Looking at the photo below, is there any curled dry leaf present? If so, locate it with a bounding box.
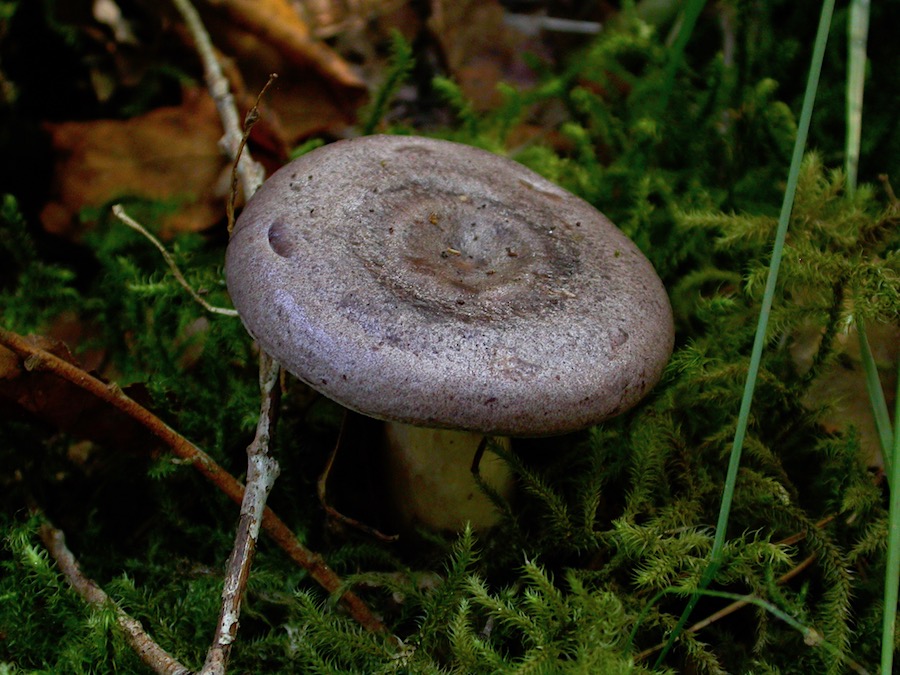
[203,0,365,91]
[196,3,366,145]
[40,88,230,240]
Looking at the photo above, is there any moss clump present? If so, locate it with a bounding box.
[1,4,898,673]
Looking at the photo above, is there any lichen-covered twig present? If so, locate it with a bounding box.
[201,352,281,674]
[171,1,386,670]
[38,518,192,675]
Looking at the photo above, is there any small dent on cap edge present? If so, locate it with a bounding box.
[267,220,296,258]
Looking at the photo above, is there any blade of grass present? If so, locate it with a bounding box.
[696,590,868,673]
[656,0,707,113]
[883,359,900,674]
[843,0,892,480]
[846,3,900,667]
[857,319,894,479]
[653,0,837,666]
[844,0,869,194]
[636,587,871,673]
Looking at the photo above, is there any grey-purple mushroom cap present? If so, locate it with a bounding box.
[226,135,674,436]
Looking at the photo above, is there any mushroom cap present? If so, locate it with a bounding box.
[226,135,674,436]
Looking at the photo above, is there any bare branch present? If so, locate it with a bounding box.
[112,204,239,317]
[201,352,282,674]
[168,2,291,671]
[38,518,193,675]
[170,0,265,199]
[0,327,387,636]
[164,2,389,669]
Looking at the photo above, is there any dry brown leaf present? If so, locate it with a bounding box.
[299,0,411,39]
[195,5,366,144]
[40,88,230,240]
[0,335,156,455]
[793,320,899,469]
[428,0,539,111]
[204,0,365,91]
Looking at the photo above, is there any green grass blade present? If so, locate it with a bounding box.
[857,320,894,478]
[840,4,898,668]
[882,358,900,675]
[845,0,870,194]
[696,590,867,672]
[656,0,707,112]
[637,587,870,673]
[653,0,838,666]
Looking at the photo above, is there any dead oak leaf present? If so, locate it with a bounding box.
[41,88,231,240]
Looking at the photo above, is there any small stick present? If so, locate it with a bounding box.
[171,0,390,665]
[202,352,282,674]
[0,327,386,636]
[111,204,239,317]
[169,1,327,669]
[170,0,265,199]
[317,411,399,542]
[38,518,192,675]
[227,74,277,235]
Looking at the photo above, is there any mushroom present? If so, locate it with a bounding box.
[225,135,674,531]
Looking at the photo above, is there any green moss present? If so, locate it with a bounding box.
[2,5,898,673]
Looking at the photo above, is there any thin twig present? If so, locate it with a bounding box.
[317,411,399,542]
[170,0,265,200]
[169,2,294,670]
[171,1,388,666]
[38,518,192,675]
[112,204,239,317]
[227,74,277,235]
[202,352,282,674]
[0,327,387,636]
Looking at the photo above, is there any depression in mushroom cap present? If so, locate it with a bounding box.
[226,135,674,436]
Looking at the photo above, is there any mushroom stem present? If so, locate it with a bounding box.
[382,422,514,531]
